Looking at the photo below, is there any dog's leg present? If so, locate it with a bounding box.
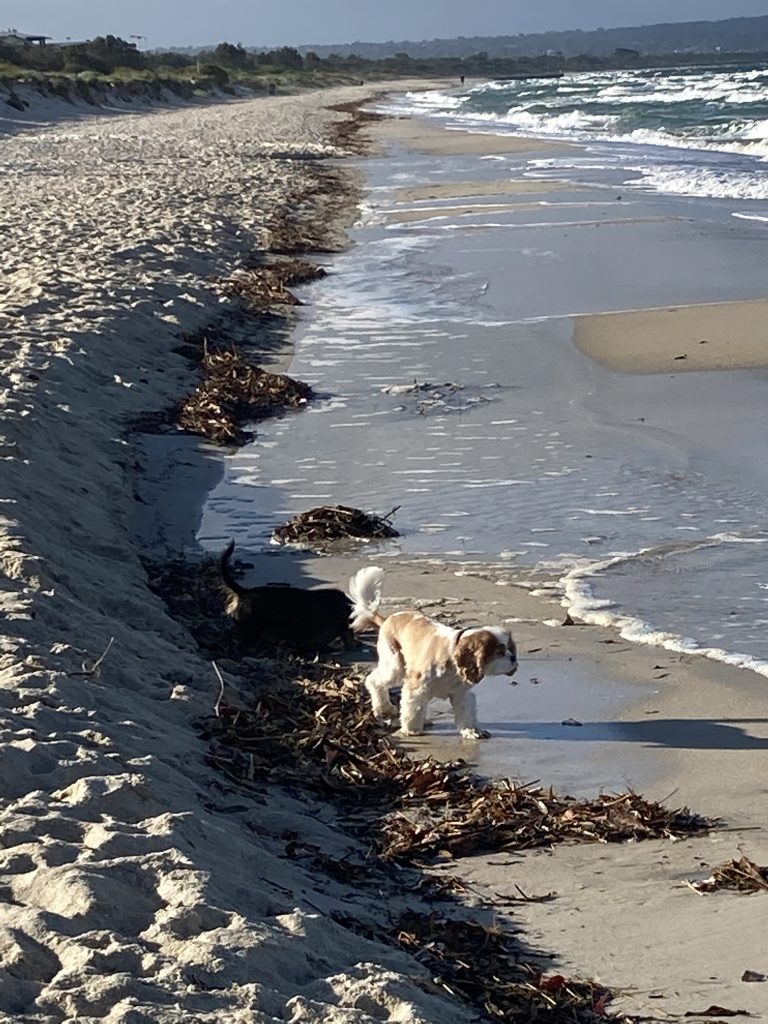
[450,689,490,740]
[364,635,401,721]
[364,667,398,721]
[340,628,358,651]
[399,674,430,736]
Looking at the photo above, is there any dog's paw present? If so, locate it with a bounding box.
[397,727,425,737]
[460,727,491,741]
[372,702,397,719]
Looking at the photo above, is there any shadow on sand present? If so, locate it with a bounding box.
[489,716,768,750]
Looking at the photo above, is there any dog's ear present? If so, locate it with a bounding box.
[454,631,496,685]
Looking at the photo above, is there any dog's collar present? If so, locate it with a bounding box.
[453,627,468,646]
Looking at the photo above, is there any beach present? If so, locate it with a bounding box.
[0,83,479,1023]
[199,98,768,1017]
[2,79,768,1022]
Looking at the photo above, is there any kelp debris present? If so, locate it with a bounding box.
[377,780,711,864]
[396,912,617,1022]
[689,856,768,895]
[202,661,715,863]
[219,259,326,310]
[272,504,400,546]
[144,552,236,657]
[265,166,356,254]
[334,909,621,1024]
[381,378,499,416]
[177,348,313,445]
[684,1007,755,1017]
[325,100,386,154]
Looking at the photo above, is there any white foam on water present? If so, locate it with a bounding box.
[571,507,649,517]
[631,162,768,201]
[559,536,768,678]
[383,66,768,203]
[732,211,768,223]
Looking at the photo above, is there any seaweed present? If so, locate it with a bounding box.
[688,856,768,895]
[177,348,312,445]
[272,504,400,546]
[202,662,715,863]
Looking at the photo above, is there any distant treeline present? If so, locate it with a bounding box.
[299,14,768,60]
[0,36,313,78]
[2,31,767,84]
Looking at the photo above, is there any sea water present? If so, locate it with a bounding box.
[200,62,768,683]
[394,61,768,202]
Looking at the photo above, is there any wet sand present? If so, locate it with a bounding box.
[395,178,576,202]
[373,115,575,155]
[575,297,768,373]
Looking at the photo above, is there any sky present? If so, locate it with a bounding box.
[9,0,768,49]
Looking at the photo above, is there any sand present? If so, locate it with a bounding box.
[374,115,574,156]
[574,298,768,373]
[385,201,538,223]
[3,82,768,1023]
[394,178,576,202]
[0,84,477,1024]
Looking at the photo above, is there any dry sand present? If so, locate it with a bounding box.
[3,82,768,1023]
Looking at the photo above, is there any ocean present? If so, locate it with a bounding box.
[396,62,768,203]
[200,62,768,683]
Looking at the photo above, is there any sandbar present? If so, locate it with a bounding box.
[574,297,768,373]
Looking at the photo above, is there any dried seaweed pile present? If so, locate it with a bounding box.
[177,349,313,445]
[265,166,355,254]
[144,553,235,657]
[395,913,617,1022]
[690,856,768,894]
[378,778,711,863]
[221,259,326,311]
[265,209,336,255]
[325,100,386,154]
[272,504,400,546]
[334,909,625,1024]
[203,664,715,863]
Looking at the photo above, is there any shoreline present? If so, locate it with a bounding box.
[3,84,768,1021]
[221,108,768,1017]
[351,112,768,1017]
[0,84,494,1023]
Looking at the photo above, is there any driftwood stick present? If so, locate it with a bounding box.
[71,636,116,678]
[212,661,226,717]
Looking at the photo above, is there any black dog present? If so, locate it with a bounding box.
[219,540,355,652]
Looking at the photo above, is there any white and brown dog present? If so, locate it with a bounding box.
[348,566,517,740]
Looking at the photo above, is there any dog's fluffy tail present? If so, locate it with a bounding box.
[219,539,245,617]
[347,565,386,632]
